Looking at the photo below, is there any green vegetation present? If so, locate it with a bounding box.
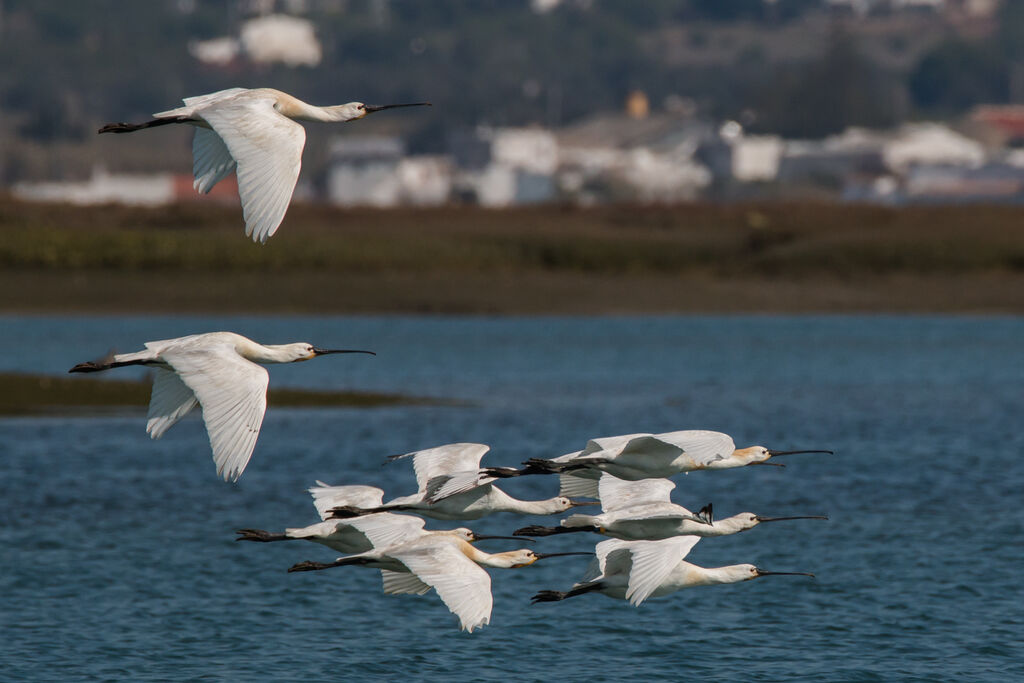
[0,371,450,417]
[1,199,1023,313]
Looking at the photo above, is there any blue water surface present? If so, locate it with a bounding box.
[1,314,1022,681]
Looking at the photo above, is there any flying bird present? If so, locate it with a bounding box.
[486,430,833,497]
[236,482,525,552]
[98,87,430,242]
[69,331,374,481]
[515,474,827,541]
[531,536,814,606]
[288,534,590,632]
[326,443,597,521]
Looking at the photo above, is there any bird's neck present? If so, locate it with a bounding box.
[493,489,562,516]
[274,92,355,122]
[239,341,298,364]
[469,547,525,569]
[690,564,750,586]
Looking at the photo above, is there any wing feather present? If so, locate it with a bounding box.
[192,127,237,194]
[380,570,431,595]
[146,368,198,439]
[391,443,492,493]
[197,94,304,243]
[623,537,700,606]
[159,342,268,482]
[308,483,385,520]
[597,475,676,512]
[391,541,493,633]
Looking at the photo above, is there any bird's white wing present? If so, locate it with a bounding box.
[308,482,385,520]
[558,473,600,499]
[154,87,248,118]
[197,94,305,243]
[146,368,199,439]
[624,537,700,606]
[192,127,236,194]
[392,443,491,493]
[597,475,675,513]
[159,342,268,482]
[424,470,494,503]
[380,569,431,595]
[582,433,651,455]
[391,540,493,633]
[589,539,634,581]
[653,430,736,467]
[344,513,427,549]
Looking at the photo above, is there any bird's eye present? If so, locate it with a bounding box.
[358,104,365,110]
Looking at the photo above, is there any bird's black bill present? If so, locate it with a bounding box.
[534,551,594,560]
[473,534,535,543]
[750,461,786,467]
[756,569,816,577]
[363,102,432,113]
[312,348,376,356]
[767,449,834,457]
[755,515,829,523]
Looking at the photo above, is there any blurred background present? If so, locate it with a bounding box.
[3,4,1024,680]
[4,0,1024,208]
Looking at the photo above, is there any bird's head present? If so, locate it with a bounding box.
[342,101,432,121]
[719,564,815,583]
[737,445,834,467]
[460,529,532,544]
[286,343,376,362]
[550,496,600,513]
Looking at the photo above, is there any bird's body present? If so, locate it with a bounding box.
[69,332,373,481]
[99,87,429,242]
[505,430,832,497]
[531,536,813,606]
[237,483,492,553]
[288,534,589,632]
[515,474,826,541]
[327,443,596,521]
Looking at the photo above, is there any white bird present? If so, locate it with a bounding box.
[488,430,833,497]
[515,473,827,541]
[236,482,524,552]
[98,88,430,243]
[531,536,813,607]
[288,534,590,632]
[69,331,374,481]
[326,443,598,521]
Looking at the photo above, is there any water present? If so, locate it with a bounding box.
[1,314,1022,681]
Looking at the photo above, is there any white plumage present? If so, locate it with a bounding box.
[69,331,373,481]
[99,88,430,243]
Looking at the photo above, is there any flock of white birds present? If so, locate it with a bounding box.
[70,89,830,632]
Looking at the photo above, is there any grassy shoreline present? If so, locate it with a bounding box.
[2,199,1023,313]
[0,372,452,417]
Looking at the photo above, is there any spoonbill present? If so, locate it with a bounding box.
[486,430,833,496]
[531,536,814,607]
[288,534,591,632]
[515,474,827,541]
[98,88,430,243]
[69,332,374,481]
[326,443,597,520]
[236,482,526,553]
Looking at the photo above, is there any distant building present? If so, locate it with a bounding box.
[327,136,453,207]
[11,168,239,206]
[451,127,559,206]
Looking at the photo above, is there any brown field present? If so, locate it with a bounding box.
[1,198,1023,313]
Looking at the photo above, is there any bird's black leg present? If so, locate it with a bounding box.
[236,529,290,543]
[514,525,593,537]
[98,117,192,134]
[531,581,605,603]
